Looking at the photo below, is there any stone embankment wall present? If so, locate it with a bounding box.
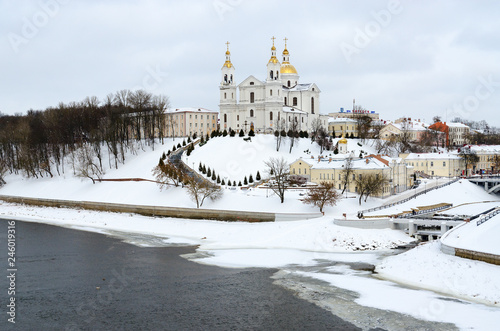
[0,195,322,223]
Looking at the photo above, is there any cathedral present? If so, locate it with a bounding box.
[219,38,328,133]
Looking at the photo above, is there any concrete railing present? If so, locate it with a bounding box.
[0,195,322,223]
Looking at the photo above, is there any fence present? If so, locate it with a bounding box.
[360,178,459,215]
[476,208,500,226]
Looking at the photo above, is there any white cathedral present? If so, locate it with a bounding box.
[219,38,329,133]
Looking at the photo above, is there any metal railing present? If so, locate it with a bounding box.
[476,207,500,226]
[397,204,452,218]
[360,178,460,215]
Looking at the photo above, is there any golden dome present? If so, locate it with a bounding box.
[280,63,297,74]
[283,48,289,55]
[271,45,276,51]
[222,60,233,69]
[268,56,279,64]
[225,50,230,55]
[338,134,348,144]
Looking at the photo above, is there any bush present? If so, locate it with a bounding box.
[239,129,244,137]
[238,181,242,186]
[192,132,197,140]
[207,167,212,177]
[217,175,221,184]
[248,129,255,137]
[182,140,186,146]
[227,180,231,186]
[233,180,237,186]
[256,171,261,181]
[249,175,254,183]
[177,143,181,149]
[229,129,236,137]
[202,165,207,174]
[221,179,225,185]
[199,163,203,172]
[243,176,248,185]
[222,129,228,137]
[211,172,216,181]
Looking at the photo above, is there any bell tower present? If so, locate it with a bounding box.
[220,41,236,105]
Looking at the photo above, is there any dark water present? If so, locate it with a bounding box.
[0,220,360,330]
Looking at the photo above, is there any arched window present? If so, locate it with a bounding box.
[250,92,254,103]
[287,80,291,87]
[230,74,233,83]
[270,112,273,121]
[270,71,273,79]
[311,97,315,114]
[224,92,227,99]
[276,71,279,79]
[250,82,254,85]
[293,97,298,106]
[270,89,273,96]
[224,74,227,83]
[250,109,254,117]
[224,114,227,122]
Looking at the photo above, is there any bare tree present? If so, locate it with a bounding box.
[459,147,479,176]
[340,156,355,194]
[264,156,289,203]
[287,118,300,153]
[354,113,372,140]
[0,158,7,187]
[302,181,340,213]
[310,118,323,143]
[316,127,331,153]
[355,173,389,205]
[489,155,500,174]
[152,158,185,188]
[185,178,223,208]
[274,118,286,151]
[75,144,105,184]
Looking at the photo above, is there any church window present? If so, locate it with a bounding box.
[276,71,279,79]
[283,57,285,61]
[270,90,273,96]
[284,97,287,105]
[237,115,240,121]
[232,93,234,99]
[250,92,254,103]
[230,74,233,83]
[289,116,291,121]
[250,109,254,117]
[224,74,227,83]
[293,97,297,106]
[224,93,227,99]
[270,71,273,79]
[287,81,291,87]
[224,114,227,123]
[278,112,280,120]
[250,82,254,85]
[302,117,304,123]
[270,112,273,121]
[312,88,315,91]
[311,97,315,114]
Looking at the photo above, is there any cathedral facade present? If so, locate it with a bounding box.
[219,38,328,133]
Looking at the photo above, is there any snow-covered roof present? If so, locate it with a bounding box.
[166,107,218,114]
[468,145,500,154]
[404,153,461,160]
[391,121,428,131]
[328,117,357,123]
[447,122,469,128]
[283,106,307,114]
[283,83,313,92]
[310,157,389,170]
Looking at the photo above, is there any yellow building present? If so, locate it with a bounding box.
[469,145,500,174]
[328,118,358,138]
[165,107,218,138]
[401,153,465,177]
[290,155,414,198]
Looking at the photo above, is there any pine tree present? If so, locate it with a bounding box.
[212,171,216,181]
[239,129,245,137]
[230,129,236,137]
[192,132,197,140]
[199,163,203,172]
[223,129,228,137]
[217,175,221,184]
[248,129,255,137]
[182,139,186,146]
[162,151,166,160]
[167,150,171,156]
[238,181,242,186]
[177,143,181,149]
[202,165,207,174]
[227,180,231,186]
[249,175,254,183]
[244,176,248,185]
[256,171,261,181]
[207,167,211,177]
[200,135,205,144]
[206,133,210,141]
[187,136,192,143]
[233,180,236,186]
[172,145,176,151]
[221,179,225,186]
[270,168,274,176]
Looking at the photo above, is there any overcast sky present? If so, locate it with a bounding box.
[2,0,500,126]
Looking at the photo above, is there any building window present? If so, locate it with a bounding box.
[443,161,446,167]
[195,115,197,119]
[293,97,298,106]
[250,82,254,85]
[270,90,273,96]
[353,174,355,180]
[224,93,227,99]
[284,97,287,105]
[250,109,254,117]
[237,115,239,121]
[311,97,315,114]
[302,118,304,123]
[224,114,227,122]
[201,115,203,119]
[270,112,273,121]
[250,92,254,103]
[431,161,434,167]
[359,174,362,180]
[287,80,291,87]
